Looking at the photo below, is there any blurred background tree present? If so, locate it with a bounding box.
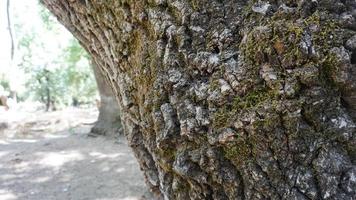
[1,0,97,110]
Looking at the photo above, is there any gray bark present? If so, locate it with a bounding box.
[90,61,122,138]
[42,0,356,199]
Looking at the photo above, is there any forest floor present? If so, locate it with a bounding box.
[0,106,153,200]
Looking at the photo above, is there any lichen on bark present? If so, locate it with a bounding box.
[42,0,356,199]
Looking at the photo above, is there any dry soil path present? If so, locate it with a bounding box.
[0,108,152,200]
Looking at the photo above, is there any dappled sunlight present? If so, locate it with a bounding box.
[0,107,98,139]
[0,140,9,145]
[96,197,144,200]
[0,174,24,182]
[0,190,17,200]
[126,160,139,165]
[118,197,144,200]
[98,162,117,173]
[2,139,38,143]
[89,151,125,159]
[0,109,149,200]
[0,150,10,158]
[11,161,33,174]
[31,176,51,183]
[37,150,85,168]
[57,173,73,183]
[115,167,126,173]
[0,0,153,198]
[0,0,148,194]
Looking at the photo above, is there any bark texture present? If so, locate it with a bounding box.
[90,61,122,138]
[42,0,356,199]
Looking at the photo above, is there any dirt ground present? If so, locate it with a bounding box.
[0,107,152,200]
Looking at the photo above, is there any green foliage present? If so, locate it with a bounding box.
[15,2,97,108]
[0,74,10,91]
[61,39,97,104]
[25,68,64,106]
[39,4,56,30]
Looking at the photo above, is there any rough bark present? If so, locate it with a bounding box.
[90,61,122,138]
[42,0,356,199]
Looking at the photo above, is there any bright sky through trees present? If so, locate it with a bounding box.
[0,0,97,108]
[1,0,71,92]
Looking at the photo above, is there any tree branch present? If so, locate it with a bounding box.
[6,0,14,60]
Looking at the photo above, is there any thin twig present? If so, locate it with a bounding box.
[6,0,14,60]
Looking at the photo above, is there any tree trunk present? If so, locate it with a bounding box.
[6,0,14,60]
[45,71,51,112]
[90,61,122,138]
[42,1,356,199]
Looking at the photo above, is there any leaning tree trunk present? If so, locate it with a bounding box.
[42,1,356,199]
[90,61,122,138]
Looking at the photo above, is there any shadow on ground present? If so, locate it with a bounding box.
[0,108,152,200]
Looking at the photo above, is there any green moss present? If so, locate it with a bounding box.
[319,52,341,87]
[232,87,275,110]
[238,11,344,102]
[212,86,278,129]
[306,12,339,52]
[157,149,176,172]
[209,79,220,91]
[240,11,340,70]
[224,134,259,165]
[302,12,342,88]
[223,11,340,121]
[212,107,233,129]
[128,30,161,114]
[189,0,199,11]
[239,27,271,66]
[224,142,250,165]
[222,5,345,167]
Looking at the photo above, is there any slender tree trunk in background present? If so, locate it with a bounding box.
[90,61,122,138]
[42,0,356,199]
[6,0,14,60]
[45,73,51,112]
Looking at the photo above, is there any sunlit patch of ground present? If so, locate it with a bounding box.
[0,106,153,200]
[0,103,98,139]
